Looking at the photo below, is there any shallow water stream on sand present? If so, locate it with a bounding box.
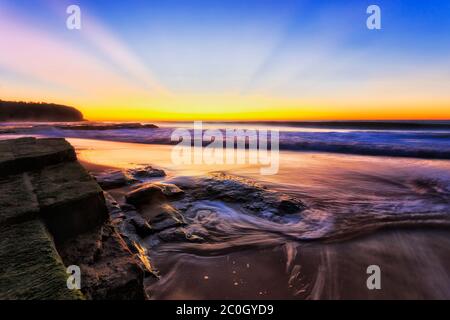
[72,138,450,299]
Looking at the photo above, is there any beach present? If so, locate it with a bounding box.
[3,0,450,304]
[64,133,450,299]
[1,121,450,299]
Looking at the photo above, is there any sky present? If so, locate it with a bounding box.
[0,0,449,121]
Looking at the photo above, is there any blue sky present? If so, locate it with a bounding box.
[1,0,449,120]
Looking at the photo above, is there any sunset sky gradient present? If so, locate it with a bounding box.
[1,0,449,121]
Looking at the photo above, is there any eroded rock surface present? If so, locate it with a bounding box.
[0,219,83,300]
[93,170,137,190]
[31,161,108,242]
[148,203,186,232]
[128,166,166,179]
[57,224,149,300]
[93,166,166,190]
[0,137,76,176]
[125,183,184,206]
[171,173,306,216]
[114,171,306,249]
[0,137,148,300]
[0,173,40,226]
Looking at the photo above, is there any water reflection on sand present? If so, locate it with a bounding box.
[71,138,450,299]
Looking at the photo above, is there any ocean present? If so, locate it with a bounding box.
[2,120,450,159]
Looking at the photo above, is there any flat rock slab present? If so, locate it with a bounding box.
[0,138,108,241]
[31,161,103,208]
[0,137,76,176]
[0,137,138,300]
[31,162,108,242]
[0,173,39,226]
[0,219,83,300]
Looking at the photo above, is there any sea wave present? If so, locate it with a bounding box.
[2,122,450,159]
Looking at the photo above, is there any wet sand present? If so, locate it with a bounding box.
[72,138,450,299]
[147,229,450,300]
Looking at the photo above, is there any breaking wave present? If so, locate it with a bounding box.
[3,121,450,159]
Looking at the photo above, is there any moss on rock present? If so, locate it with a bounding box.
[0,138,76,176]
[31,162,108,242]
[0,173,39,226]
[0,219,84,300]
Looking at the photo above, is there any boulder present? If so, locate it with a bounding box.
[125,183,184,206]
[93,170,136,190]
[173,173,306,216]
[128,166,166,179]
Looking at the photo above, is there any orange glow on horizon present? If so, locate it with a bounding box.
[4,93,449,122]
[2,2,450,123]
[79,98,450,122]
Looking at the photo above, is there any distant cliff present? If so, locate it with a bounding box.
[0,100,84,122]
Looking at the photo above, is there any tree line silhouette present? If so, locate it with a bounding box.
[0,100,84,122]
